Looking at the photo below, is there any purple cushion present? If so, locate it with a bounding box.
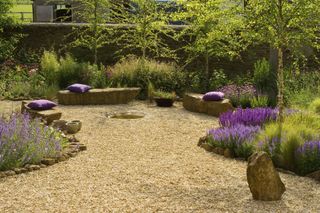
[202,91,224,101]
[27,99,57,110]
[67,84,91,93]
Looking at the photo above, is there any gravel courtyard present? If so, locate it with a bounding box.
[0,101,319,212]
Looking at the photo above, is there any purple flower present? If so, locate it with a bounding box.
[295,141,320,175]
[0,112,64,170]
[219,107,277,127]
[207,124,261,158]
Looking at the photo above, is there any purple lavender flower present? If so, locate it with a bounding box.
[295,141,320,175]
[0,112,65,171]
[219,108,277,127]
[207,124,260,158]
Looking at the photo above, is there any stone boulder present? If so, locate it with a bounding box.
[183,93,234,117]
[247,152,286,201]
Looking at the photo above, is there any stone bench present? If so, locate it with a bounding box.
[183,93,234,117]
[21,101,62,125]
[57,88,141,105]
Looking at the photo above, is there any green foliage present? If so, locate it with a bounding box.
[39,51,94,89]
[111,0,175,60]
[257,117,318,171]
[250,95,269,108]
[88,64,109,88]
[58,54,88,88]
[0,0,20,62]
[40,51,60,86]
[147,81,155,102]
[253,58,272,93]
[153,91,176,99]
[285,112,320,131]
[285,71,320,108]
[174,0,245,89]
[110,57,185,99]
[209,69,229,91]
[309,98,320,114]
[71,0,113,64]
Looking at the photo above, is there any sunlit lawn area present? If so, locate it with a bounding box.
[9,3,33,22]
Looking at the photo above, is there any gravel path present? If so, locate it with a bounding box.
[0,101,319,212]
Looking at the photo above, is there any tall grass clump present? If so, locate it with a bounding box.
[109,57,186,99]
[256,121,318,172]
[58,54,89,88]
[309,98,320,114]
[40,51,60,86]
[0,113,66,171]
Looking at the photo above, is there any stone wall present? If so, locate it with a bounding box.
[9,23,270,77]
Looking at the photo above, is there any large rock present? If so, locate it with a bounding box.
[247,152,286,201]
[57,88,141,105]
[183,93,234,117]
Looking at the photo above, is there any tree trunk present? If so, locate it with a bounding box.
[277,47,284,124]
[205,52,209,91]
[93,0,98,65]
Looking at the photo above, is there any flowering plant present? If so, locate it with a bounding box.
[219,107,277,127]
[0,113,66,171]
[207,124,260,159]
[295,141,320,175]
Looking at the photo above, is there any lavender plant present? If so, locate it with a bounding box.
[295,141,320,175]
[0,113,66,171]
[207,124,260,159]
[219,108,277,128]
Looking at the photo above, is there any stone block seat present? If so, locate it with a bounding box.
[57,88,141,105]
[183,93,234,117]
[21,101,62,125]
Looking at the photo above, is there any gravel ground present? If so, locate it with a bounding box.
[0,101,319,212]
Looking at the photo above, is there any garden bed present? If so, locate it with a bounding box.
[199,107,320,182]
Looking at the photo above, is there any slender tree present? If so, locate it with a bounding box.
[244,0,320,123]
[110,0,175,60]
[71,0,113,64]
[174,0,246,91]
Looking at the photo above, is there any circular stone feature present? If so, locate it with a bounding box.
[106,111,145,119]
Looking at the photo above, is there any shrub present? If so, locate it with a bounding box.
[285,112,320,130]
[285,71,320,108]
[207,124,261,159]
[250,95,269,108]
[153,91,176,99]
[109,57,186,99]
[295,141,320,175]
[40,51,60,86]
[88,64,109,88]
[58,54,88,88]
[0,113,66,171]
[219,108,277,127]
[309,98,320,114]
[257,121,318,171]
[253,58,271,93]
[209,69,229,91]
